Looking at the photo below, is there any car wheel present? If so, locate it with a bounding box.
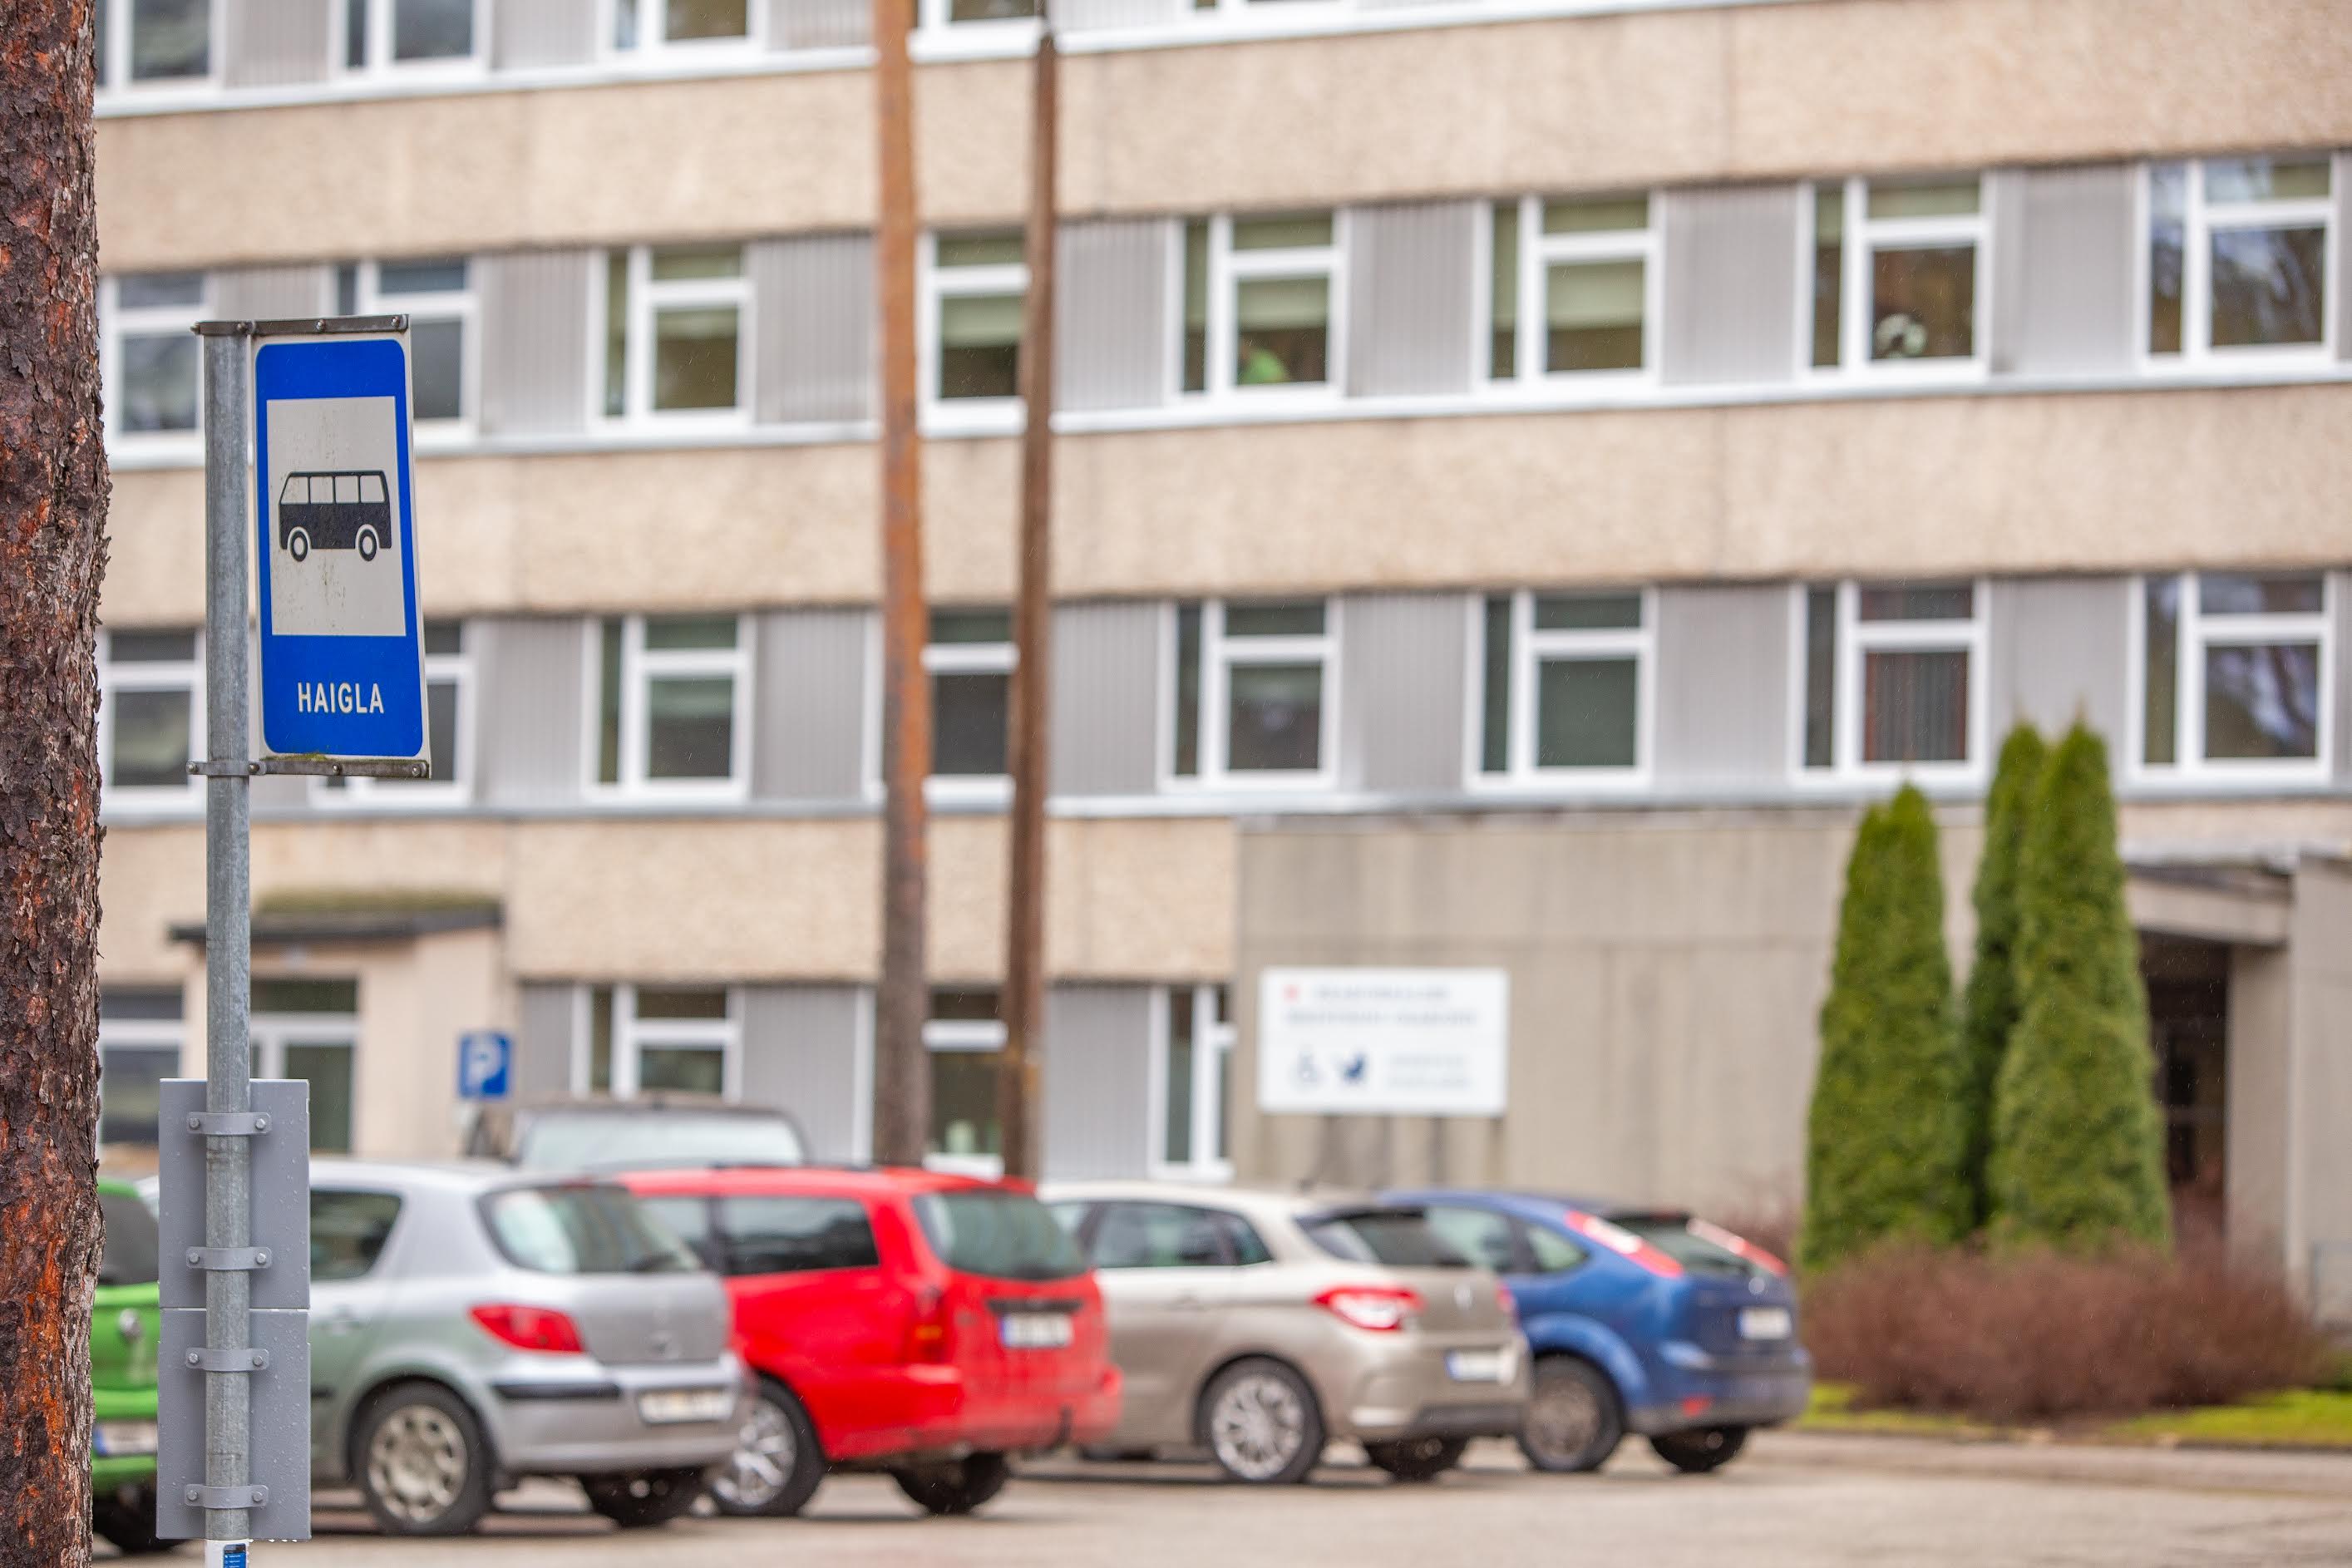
[91,1486,171,1555]
[709,1379,826,1518]
[1518,1357,1624,1475]
[357,527,379,561]
[287,529,309,562]
[1363,1436,1467,1482]
[1201,1358,1324,1485]
[890,1452,1011,1516]
[355,1383,494,1536]
[581,1468,707,1529]
[1650,1425,1749,1474]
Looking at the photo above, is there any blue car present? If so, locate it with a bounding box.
[1381,1191,1810,1474]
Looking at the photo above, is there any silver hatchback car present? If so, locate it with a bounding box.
[1045,1182,1530,1485]
[309,1161,747,1535]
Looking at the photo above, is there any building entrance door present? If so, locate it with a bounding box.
[2140,936,2229,1237]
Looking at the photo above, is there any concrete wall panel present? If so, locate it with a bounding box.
[476,616,587,806]
[1988,575,2130,745]
[1652,584,1792,791]
[1051,599,1161,796]
[742,985,866,1158]
[753,607,870,801]
[1340,592,1471,793]
[1659,184,1800,387]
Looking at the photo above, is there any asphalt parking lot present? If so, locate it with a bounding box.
[125,1434,2352,1568]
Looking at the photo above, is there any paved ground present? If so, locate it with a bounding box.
[134,1434,2352,1567]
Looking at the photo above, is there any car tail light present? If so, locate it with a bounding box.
[1688,1217,1790,1278]
[1563,1211,1684,1280]
[1315,1285,1423,1333]
[469,1304,584,1354]
[1495,1280,1518,1324]
[905,1285,954,1364]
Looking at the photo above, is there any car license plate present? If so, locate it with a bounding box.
[1445,1349,1506,1383]
[1000,1312,1073,1350]
[1739,1307,1793,1341]
[635,1388,734,1426]
[94,1421,158,1457]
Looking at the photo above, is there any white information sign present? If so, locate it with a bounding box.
[1257,968,1510,1117]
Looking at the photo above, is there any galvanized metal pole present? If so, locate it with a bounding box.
[872,0,934,1166]
[196,322,254,1548]
[998,27,1059,1182]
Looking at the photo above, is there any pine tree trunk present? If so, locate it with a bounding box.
[0,2,111,1561]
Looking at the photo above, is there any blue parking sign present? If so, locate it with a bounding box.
[253,332,428,764]
[458,1032,512,1102]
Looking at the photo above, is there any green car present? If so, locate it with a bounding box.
[92,1177,169,1555]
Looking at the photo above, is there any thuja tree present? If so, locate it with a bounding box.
[1802,786,1971,1275]
[1990,725,2171,1253]
[1956,724,2046,1229]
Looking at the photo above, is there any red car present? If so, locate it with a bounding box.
[622,1166,1120,1518]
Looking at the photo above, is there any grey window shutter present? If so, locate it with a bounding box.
[751,233,875,425]
[1344,201,1478,398]
[1050,600,1160,796]
[1992,164,2135,377]
[474,617,586,806]
[224,0,332,88]
[753,608,871,802]
[478,249,591,436]
[1650,585,1792,794]
[767,0,868,50]
[1658,184,1801,387]
[741,986,866,1160]
[1043,987,1153,1180]
[514,985,577,1097]
[213,264,331,321]
[1058,219,1175,413]
[1339,592,1469,794]
[1986,577,2129,745]
[493,0,599,68]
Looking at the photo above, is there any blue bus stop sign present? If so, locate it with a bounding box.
[458,1032,512,1102]
[253,330,428,767]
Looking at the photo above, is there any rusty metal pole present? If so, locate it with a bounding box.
[872,0,934,1167]
[998,26,1059,1182]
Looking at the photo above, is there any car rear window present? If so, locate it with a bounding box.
[912,1189,1089,1282]
[482,1185,698,1275]
[515,1111,806,1172]
[97,1191,159,1287]
[1302,1209,1472,1268]
[718,1196,880,1276]
[1612,1215,1762,1280]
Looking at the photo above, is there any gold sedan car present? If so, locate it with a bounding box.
[1045,1182,1530,1485]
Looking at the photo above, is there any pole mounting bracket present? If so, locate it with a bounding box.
[185,1346,269,1373]
[185,1111,271,1137]
[184,1247,273,1273]
[186,759,260,777]
[183,1484,268,1510]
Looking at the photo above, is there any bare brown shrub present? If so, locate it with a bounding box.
[1803,1241,2330,1423]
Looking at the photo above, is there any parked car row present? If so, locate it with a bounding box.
[88,1101,1810,1546]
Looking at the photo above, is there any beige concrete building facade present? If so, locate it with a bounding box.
[89,0,2352,1308]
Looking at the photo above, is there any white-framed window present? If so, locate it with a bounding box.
[249,977,361,1153]
[1484,194,1658,383]
[337,0,486,75]
[607,0,760,50]
[1469,589,1652,786]
[98,628,203,807]
[1150,984,1235,1181]
[102,272,209,446]
[588,614,752,797]
[96,0,218,91]
[916,0,1040,36]
[1184,212,1344,397]
[1802,175,1988,374]
[1166,599,1339,787]
[578,984,740,1098]
[99,985,184,1147]
[337,259,476,431]
[1794,580,1989,783]
[927,607,1013,796]
[594,244,752,426]
[316,619,470,804]
[2133,572,2333,784]
[921,231,1026,417]
[2145,155,2335,363]
[926,989,1004,1177]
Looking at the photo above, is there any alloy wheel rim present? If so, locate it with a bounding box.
[367,1406,468,1522]
[1211,1373,1305,1481]
[1527,1375,1602,1464]
[712,1396,796,1509]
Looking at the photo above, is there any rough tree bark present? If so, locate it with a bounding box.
[0,1,109,1562]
